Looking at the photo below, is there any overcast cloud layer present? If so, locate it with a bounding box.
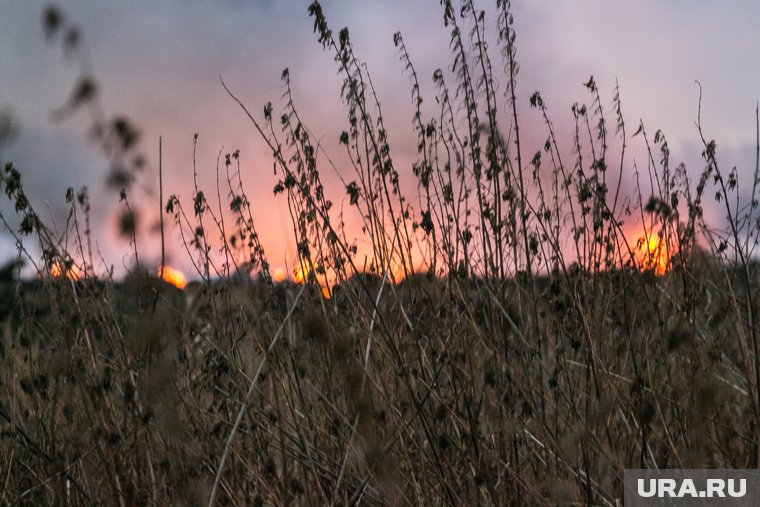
[1,1,758,277]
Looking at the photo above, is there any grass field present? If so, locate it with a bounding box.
[2,1,760,505]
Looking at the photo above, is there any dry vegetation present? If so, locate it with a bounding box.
[1,1,760,505]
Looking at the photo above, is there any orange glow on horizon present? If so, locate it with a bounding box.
[293,264,309,284]
[391,265,415,283]
[49,261,80,280]
[289,262,332,298]
[272,267,288,283]
[635,232,669,275]
[158,265,187,289]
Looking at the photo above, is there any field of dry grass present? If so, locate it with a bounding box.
[0,257,758,505]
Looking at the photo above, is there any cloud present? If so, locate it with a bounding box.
[1,1,758,276]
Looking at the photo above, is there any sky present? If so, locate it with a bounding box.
[1,1,759,280]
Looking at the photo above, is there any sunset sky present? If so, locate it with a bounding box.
[1,1,759,279]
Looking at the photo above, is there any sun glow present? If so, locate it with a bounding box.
[293,264,309,284]
[272,267,288,283]
[158,265,187,289]
[49,261,80,280]
[289,263,332,298]
[635,232,669,275]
